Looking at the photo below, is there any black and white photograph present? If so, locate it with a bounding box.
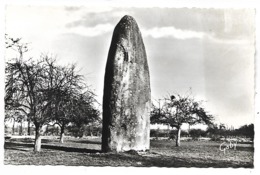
[1,0,259,174]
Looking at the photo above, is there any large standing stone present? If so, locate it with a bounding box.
[102,15,151,152]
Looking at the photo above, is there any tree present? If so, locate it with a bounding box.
[5,35,30,134]
[151,93,214,146]
[189,129,206,139]
[52,89,99,143]
[5,56,91,151]
[5,110,24,135]
[5,57,53,151]
[237,124,254,139]
[52,91,76,143]
[5,37,92,151]
[44,61,85,143]
[206,123,220,139]
[69,92,100,138]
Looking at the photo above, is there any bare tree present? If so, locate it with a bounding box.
[151,93,214,146]
[44,60,99,143]
[5,35,31,135]
[5,36,99,151]
[5,53,84,151]
[5,57,50,151]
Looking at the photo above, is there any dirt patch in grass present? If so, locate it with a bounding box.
[4,137,254,167]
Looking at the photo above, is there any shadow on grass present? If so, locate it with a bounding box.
[8,138,57,144]
[41,139,60,143]
[9,138,34,143]
[4,140,253,168]
[70,139,101,145]
[87,152,253,168]
[4,141,101,153]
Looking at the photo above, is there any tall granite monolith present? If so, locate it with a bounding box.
[102,15,151,152]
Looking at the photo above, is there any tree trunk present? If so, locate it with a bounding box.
[59,125,65,143]
[176,127,181,147]
[19,121,23,135]
[188,123,191,136]
[156,128,159,140]
[90,127,93,137]
[34,124,42,152]
[45,125,48,136]
[167,124,170,136]
[12,119,15,135]
[59,127,64,143]
[28,120,31,136]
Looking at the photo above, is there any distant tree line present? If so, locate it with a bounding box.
[4,35,100,152]
[150,123,254,141]
[206,123,254,140]
[5,121,102,138]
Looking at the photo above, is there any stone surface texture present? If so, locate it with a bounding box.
[102,15,151,152]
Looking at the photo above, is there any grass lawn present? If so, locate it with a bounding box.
[4,136,254,167]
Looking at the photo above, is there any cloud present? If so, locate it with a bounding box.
[142,26,253,46]
[63,23,114,37]
[142,26,205,39]
[64,6,82,12]
[65,8,131,28]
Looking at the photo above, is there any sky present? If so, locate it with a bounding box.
[4,5,255,129]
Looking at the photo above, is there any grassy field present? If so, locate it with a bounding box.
[4,136,254,167]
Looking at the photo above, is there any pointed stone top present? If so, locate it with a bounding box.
[121,15,135,22]
[116,15,139,32]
